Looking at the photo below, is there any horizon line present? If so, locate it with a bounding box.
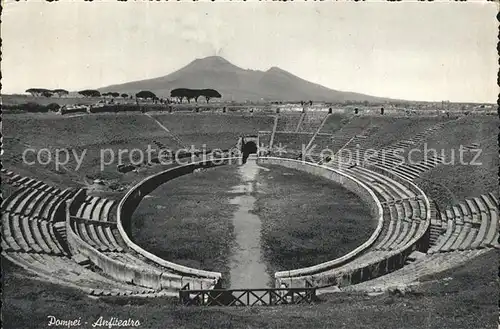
[2,55,496,105]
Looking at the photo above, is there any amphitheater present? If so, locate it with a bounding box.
[2,107,498,309]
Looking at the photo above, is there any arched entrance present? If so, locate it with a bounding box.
[241,140,258,164]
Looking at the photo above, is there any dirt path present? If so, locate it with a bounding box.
[143,113,186,148]
[228,155,270,289]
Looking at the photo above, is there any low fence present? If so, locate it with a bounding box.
[65,197,215,291]
[258,157,431,289]
[116,157,242,283]
[179,285,317,306]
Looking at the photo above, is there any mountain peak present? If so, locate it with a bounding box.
[191,56,232,66]
[266,66,293,76]
[267,66,282,72]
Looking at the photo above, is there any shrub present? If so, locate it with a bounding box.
[46,103,61,112]
[21,102,48,113]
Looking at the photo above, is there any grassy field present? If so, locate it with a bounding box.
[2,249,496,329]
[131,165,240,285]
[255,164,375,275]
[131,163,374,287]
[1,112,273,189]
[2,94,107,106]
[151,113,275,149]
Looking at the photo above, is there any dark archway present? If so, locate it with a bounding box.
[241,141,258,164]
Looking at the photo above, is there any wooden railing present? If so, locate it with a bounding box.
[179,283,317,306]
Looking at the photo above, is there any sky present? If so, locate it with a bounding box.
[2,1,497,103]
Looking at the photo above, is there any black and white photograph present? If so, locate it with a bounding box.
[1,1,498,328]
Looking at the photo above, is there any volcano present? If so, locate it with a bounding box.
[99,56,387,102]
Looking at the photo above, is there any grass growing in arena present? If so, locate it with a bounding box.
[3,249,496,329]
[130,163,375,286]
[255,165,375,275]
[131,166,240,284]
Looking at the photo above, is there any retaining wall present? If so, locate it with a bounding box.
[65,199,215,291]
[258,157,431,289]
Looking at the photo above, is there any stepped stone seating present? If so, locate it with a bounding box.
[311,117,371,155]
[395,219,420,250]
[76,196,116,222]
[70,194,193,283]
[451,222,471,250]
[28,187,59,218]
[4,209,66,256]
[390,167,420,180]
[102,199,116,220]
[333,166,426,253]
[489,192,498,205]
[258,133,271,150]
[383,156,444,182]
[272,132,313,153]
[5,188,35,214]
[23,216,47,253]
[275,113,303,132]
[19,185,56,218]
[11,214,33,252]
[1,174,76,256]
[45,189,74,221]
[2,212,22,252]
[39,220,65,254]
[345,249,489,292]
[71,218,121,252]
[429,194,499,253]
[15,187,48,217]
[1,175,182,296]
[3,251,162,296]
[359,122,446,170]
[94,198,108,220]
[339,121,448,176]
[349,166,416,200]
[470,212,489,249]
[459,203,472,223]
[9,176,29,186]
[73,197,122,251]
[375,205,398,250]
[297,113,328,133]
